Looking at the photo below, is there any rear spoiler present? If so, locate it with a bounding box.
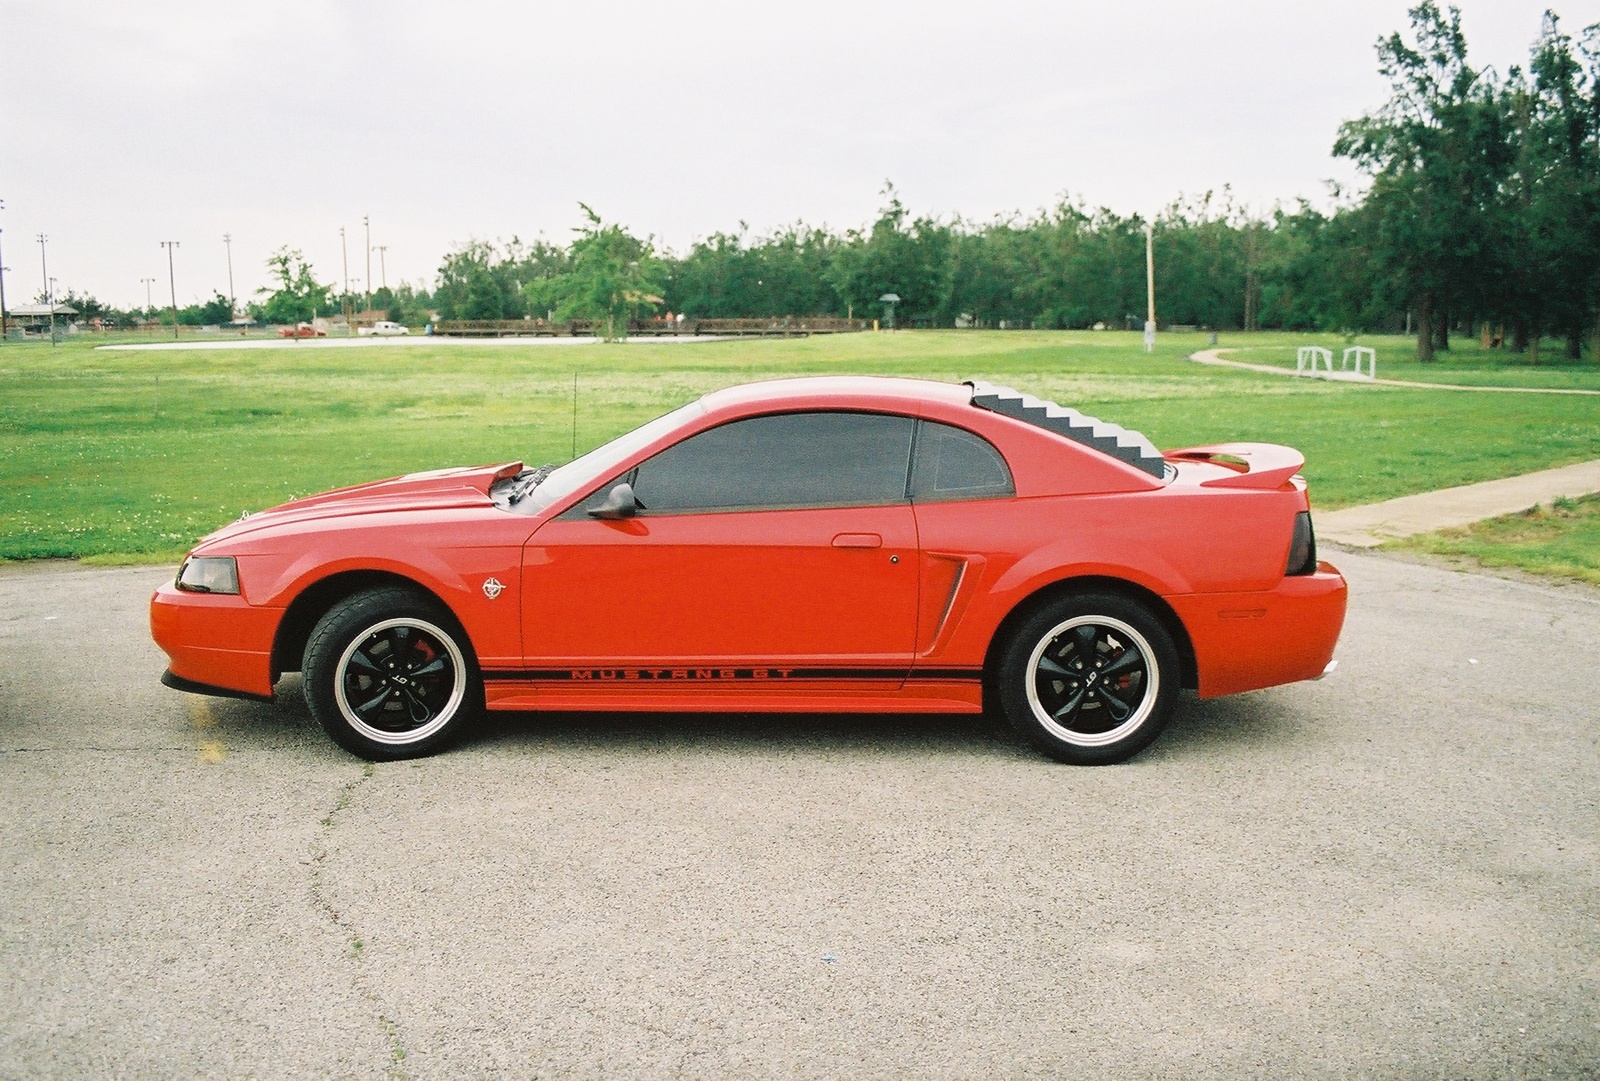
[1165,442,1305,490]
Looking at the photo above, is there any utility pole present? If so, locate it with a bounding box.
[0,199,8,343]
[376,245,388,290]
[1242,217,1259,333]
[223,233,235,317]
[38,233,54,346]
[1143,223,1156,354]
[161,240,180,340]
[340,226,350,329]
[141,277,155,313]
[363,215,371,314]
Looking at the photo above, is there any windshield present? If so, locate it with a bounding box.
[519,399,707,512]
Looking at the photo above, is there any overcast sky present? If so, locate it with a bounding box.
[1,0,1592,309]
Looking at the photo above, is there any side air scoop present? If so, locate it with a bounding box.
[1166,443,1306,490]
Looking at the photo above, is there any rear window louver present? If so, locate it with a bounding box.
[966,381,1167,479]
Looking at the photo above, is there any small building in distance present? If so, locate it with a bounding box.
[7,302,79,336]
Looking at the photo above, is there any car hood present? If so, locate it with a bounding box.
[196,462,524,546]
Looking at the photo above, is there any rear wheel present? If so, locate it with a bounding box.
[302,588,482,760]
[996,592,1179,765]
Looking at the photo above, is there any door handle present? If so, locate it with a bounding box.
[831,532,883,549]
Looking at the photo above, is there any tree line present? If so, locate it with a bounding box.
[49,4,1599,360]
[423,4,1599,359]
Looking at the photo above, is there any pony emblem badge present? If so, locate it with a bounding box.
[482,577,505,600]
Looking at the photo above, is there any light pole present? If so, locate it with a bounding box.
[141,277,155,314]
[340,226,350,328]
[1143,223,1156,354]
[161,240,180,339]
[363,215,371,315]
[878,292,900,331]
[37,233,55,345]
[0,199,8,343]
[223,233,235,317]
[376,245,388,291]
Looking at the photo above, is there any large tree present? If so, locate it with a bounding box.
[526,205,665,340]
[255,248,331,325]
[826,185,953,327]
[1506,13,1600,359]
[1334,2,1515,359]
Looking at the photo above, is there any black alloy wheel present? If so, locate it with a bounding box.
[303,587,482,760]
[996,592,1179,765]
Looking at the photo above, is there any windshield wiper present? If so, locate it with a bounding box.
[506,464,556,506]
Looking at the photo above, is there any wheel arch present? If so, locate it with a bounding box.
[983,574,1198,693]
[270,569,456,679]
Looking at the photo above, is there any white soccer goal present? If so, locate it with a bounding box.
[1342,346,1376,378]
[1295,346,1333,375]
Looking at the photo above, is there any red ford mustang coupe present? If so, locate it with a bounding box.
[151,377,1346,764]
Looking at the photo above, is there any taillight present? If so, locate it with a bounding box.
[1286,511,1316,576]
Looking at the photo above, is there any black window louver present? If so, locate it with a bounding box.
[965,381,1167,478]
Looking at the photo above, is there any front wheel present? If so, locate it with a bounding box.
[995,592,1179,765]
[302,588,483,760]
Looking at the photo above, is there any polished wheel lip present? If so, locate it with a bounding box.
[333,616,466,746]
[1024,614,1159,748]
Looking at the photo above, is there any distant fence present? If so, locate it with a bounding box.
[433,317,870,338]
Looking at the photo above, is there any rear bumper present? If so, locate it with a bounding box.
[1169,561,1348,699]
[150,582,280,698]
[160,668,274,703]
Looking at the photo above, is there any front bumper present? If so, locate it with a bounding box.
[1168,561,1349,699]
[150,581,280,698]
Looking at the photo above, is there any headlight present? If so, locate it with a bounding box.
[176,556,240,594]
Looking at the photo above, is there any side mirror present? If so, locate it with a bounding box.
[588,482,640,520]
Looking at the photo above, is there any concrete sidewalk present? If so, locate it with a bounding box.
[1317,458,1600,548]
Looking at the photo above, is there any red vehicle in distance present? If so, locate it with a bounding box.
[277,322,326,338]
[151,377,1346,764]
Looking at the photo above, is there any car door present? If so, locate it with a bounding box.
[519,411,920,692]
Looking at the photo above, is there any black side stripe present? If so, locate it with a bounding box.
[482,666,983,684]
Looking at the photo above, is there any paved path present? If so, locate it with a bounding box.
[1317,458,1600,547]
[2,555,1598,1078]
[1189,347,1600,396]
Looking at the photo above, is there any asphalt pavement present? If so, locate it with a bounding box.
[1,553,1597,1079]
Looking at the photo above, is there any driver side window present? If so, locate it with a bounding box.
[567,411,917,516]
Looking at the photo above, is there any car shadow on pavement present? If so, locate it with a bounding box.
[472,708,1035,762]
[1149,690,1306,762]
[222,678,1302,764]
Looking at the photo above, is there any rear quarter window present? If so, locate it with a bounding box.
[910,421,1014,502]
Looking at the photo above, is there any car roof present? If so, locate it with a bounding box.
[699,375,971,412]
[696,374,1168,486]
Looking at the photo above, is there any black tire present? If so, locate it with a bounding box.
[302,587,483,760]
[994,592,1179,765]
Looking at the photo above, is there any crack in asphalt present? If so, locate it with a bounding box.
[307,762,413,1078]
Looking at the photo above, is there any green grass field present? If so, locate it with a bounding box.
[2,330,1598,569]
[1392,493,1600,586]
